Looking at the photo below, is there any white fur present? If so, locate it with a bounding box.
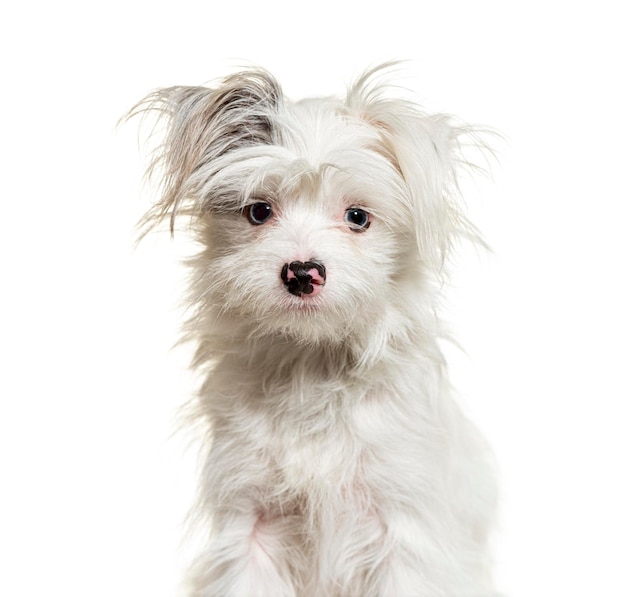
[130,65,497,596]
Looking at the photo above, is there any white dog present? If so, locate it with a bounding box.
[130,65,497,596]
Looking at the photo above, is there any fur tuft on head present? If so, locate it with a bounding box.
[346,63,485,267]
[127,70,283,236]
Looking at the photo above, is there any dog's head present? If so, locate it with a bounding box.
[130,66,483,345]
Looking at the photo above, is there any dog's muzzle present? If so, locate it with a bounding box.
[281,260,326,297]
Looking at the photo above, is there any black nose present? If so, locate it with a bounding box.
[281,260,326,297]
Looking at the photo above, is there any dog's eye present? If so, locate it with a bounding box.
[244,202,273,225]
[344,207,370,231]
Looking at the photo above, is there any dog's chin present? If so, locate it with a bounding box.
[237,293,356,346]
[283,294,324,313]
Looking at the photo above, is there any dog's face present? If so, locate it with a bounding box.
[134,67,474,343]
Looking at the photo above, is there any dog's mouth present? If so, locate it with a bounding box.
[283,293,323,312]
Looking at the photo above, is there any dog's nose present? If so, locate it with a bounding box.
[281,260,326,297]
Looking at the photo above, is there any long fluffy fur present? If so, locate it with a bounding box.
[129,65,497,596]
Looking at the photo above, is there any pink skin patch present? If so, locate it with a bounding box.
[304,268,325,297]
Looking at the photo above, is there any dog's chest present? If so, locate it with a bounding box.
[280,429,348,490]
[271,399,359,490]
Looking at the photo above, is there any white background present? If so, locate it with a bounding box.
[1,1,625,596]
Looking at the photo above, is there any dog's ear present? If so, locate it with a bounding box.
[346,65,485,269]
[128,70,283,234]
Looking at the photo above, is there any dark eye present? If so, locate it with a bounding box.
[344,207,370,231]
[244,202,273,225]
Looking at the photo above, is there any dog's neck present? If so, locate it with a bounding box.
[194,306,445,387]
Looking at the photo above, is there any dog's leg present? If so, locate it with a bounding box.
[309,492,492,597]
[373,507,495,597]
[308,503,389,597]
[188,505,303,597]
[372,508,495,597]
[308,498,436,597]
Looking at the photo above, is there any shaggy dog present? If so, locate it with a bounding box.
[129,65,497,596]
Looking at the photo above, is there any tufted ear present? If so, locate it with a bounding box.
[346,65,485,270]
[127,70,283,235]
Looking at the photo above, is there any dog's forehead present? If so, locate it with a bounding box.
[205,96,407,217]
[276,98,381,167]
